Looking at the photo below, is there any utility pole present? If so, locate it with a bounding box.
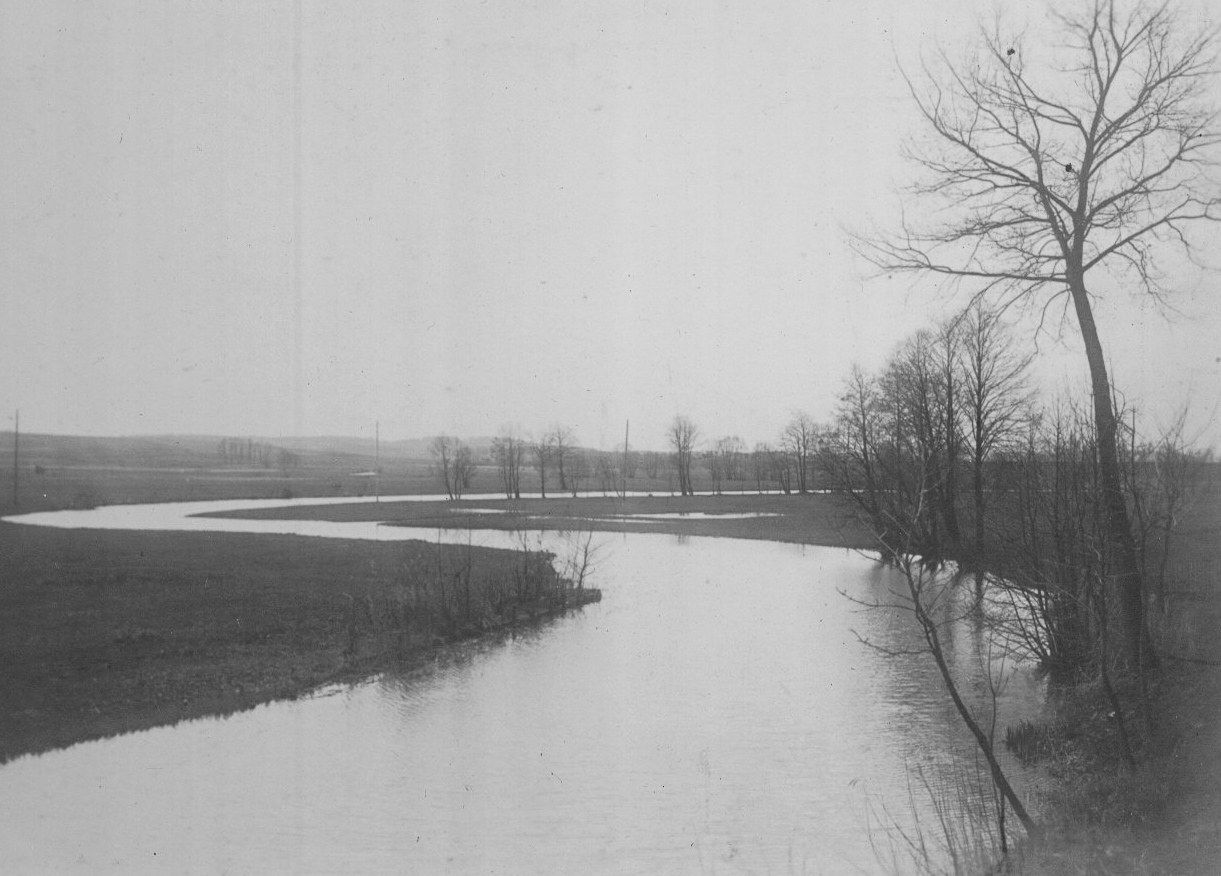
[621,419,629,499]
[12,410,18,509]
[375,421,380,504]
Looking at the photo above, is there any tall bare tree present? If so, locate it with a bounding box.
[825,364,884,527]
[782,412,819,493]
[530,435,553,499]
[492,430,525,499]
[959,303,1034,569]
[879,330,956,562]
[569,449,591,496]
[751,442,773,493]
[594,451,619,495]
[452,441,476,498]
[705,435,745,494]
[547,425,577,494]
[668,415,700,496]
[429,435,459,499]
[856,0,1220,664]
[933,321,963,550]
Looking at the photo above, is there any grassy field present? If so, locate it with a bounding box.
[0,432,442,513]
[0,430,763,515]
[0,518,599,763]
[209,491,878,547]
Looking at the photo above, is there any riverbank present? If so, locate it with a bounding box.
[1012,488,1221,874]
[0,522,597,763]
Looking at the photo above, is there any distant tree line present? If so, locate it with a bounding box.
[217,438,299,469]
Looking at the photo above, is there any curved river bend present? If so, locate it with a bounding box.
[0,496,1043,875]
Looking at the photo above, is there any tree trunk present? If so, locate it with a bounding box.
[972,440,985,562]
[942,364,962,550]
[1067,274,1154,668]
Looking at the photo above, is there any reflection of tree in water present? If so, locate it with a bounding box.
[846,557,1045,851]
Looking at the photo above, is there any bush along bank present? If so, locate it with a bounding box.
[338,530,603,664]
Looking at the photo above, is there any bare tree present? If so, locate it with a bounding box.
[719,435,745,483]
[547,426,577,494]
[492,430,525,499]
[933,321,964,550]
[589,451,612,495]
[893,553,1039,841]
[880,330,955,562]
[849,487,1044,849]
[750,442,773,492]
[530,435,553,499]
[569,449,591,496]
[824,365,884,530]
[704,449,723,495]
[452,441,476,498]
[705,435,745,495]
[959,303,1035,571]
[429,435,459,499]
[856,0,1220,664]
[782,412,819,493]
[668,415,700,496]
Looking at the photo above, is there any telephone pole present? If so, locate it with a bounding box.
[12,410,18,509]
[621,419,629,499]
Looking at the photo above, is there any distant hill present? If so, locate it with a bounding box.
[0,433,242,470]
[281,435,496,460]
[0,432,500,469]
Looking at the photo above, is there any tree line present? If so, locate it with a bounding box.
[427,412,840,503]
[838,0,1220,849]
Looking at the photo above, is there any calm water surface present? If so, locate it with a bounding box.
[0,499,1044,874]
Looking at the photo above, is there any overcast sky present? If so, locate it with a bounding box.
[2,0,1218,451]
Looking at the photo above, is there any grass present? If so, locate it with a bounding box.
[0,430,808,515]
[210,491,877,548]
[0,522,596,763]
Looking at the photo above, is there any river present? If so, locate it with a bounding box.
[0,496,1044,875]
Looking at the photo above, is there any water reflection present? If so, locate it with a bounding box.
[0,508,1042,875]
